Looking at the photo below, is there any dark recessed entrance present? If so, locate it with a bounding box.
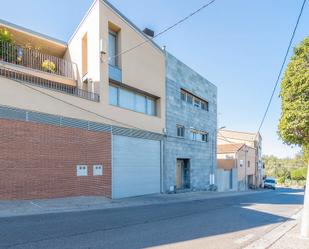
[176,159,190,189]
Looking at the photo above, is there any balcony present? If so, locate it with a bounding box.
[0,40,77,86]
[0,40,99,102]
[0,66,100,102]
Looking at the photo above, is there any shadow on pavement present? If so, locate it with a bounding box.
[0,188,304,248]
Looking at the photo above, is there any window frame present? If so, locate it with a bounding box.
[176,125,185,138]
[180,88,209,111]
[109,83,157,116]
[108,30,118,67]
[190,129,208,142]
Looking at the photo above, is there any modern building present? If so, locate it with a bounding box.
[0,0,165,199]
[217,143,256,191]
[164,52,217,192]
[217,130,264,187]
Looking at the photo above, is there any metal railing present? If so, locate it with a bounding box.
[0,67,100,102]
[0,40,76,79]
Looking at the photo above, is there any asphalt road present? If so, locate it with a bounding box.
[0,188,304,249]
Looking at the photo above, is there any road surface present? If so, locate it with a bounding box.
[0,188,304,249]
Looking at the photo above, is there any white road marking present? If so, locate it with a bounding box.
[234,234,255,244]
[30,201,42,208]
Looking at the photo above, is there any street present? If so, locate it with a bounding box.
[0,188,304,249]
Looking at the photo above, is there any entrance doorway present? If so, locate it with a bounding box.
[176,159,190,189]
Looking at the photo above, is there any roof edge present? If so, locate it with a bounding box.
[101,0,163,53]
[0,18,67,47]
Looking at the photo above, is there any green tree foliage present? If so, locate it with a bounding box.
[278,37,309,156]
[263,152,307,183]
[0,29,14,61]
[291,167,307,181]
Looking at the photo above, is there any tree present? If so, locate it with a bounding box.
[278,37,309,237]
[0,29,15,62]
[291,167,307,181]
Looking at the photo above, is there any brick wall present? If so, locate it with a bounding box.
[0,119,112,200]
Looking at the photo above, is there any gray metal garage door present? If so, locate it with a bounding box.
[112,135,161,198]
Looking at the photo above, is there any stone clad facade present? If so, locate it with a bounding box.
[164,52,217,192]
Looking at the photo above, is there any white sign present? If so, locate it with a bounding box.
[239,160,244,167]
[93,165,103,176]
[77,165,88,176]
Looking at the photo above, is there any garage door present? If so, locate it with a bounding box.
[112,135,161,198]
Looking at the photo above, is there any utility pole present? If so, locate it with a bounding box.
[244,147,248,190]
[301,160,309,237]
[212,126,226,186]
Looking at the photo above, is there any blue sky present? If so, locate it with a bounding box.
[2,0,308,158]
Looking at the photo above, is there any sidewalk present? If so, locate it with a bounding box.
[269,220,309,249]
[245,208,309,249]
[0,189,267,218]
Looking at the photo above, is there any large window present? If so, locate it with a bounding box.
[190,129,208,142]
[109,84,157,116]
[108,30,117,67]
[181,89,209,111]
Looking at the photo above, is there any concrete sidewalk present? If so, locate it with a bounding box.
[0,189,268,218]
[245,208,309,249]
[269,219,309,249]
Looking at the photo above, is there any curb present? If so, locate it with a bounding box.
[0,189,271,218]
[244,208,303,249]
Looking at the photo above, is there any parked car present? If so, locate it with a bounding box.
[264,178,276,190]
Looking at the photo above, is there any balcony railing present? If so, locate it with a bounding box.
[0,66,100,102]
[0,40,76,80]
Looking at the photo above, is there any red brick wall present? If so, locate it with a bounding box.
[0,119,112,200]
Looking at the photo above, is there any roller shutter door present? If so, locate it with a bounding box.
[112,135,161,198]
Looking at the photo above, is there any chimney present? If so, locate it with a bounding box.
[143,28,155,38]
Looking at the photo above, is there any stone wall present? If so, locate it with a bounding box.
[164,52,217,191]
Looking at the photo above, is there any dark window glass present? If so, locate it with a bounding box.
[177,125,185,137]
[181,91,186,101]
[187,94,193,104]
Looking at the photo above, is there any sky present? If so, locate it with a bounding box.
[1,0,308,158]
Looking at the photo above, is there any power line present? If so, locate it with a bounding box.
[106,0,217,63]
[3,72,142,131]
[255,0,307,140]
[217,130,246,150]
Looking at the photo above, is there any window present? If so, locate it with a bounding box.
[135,94,146,113]
[177,125,185,137]
[190,129,208,142]
[180,89,209,111]
[109,30,117,67]
[248,161,250,167]
[190,130,197,140]
[201,133,208,142]
[146,97,156,116]
[109,84,157,116]
[109,85,118,106]
[201,101,209,111]
[194,99,200,108]
[181,90,186,101]
[186,94,193,104]
[119,88,135,110]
